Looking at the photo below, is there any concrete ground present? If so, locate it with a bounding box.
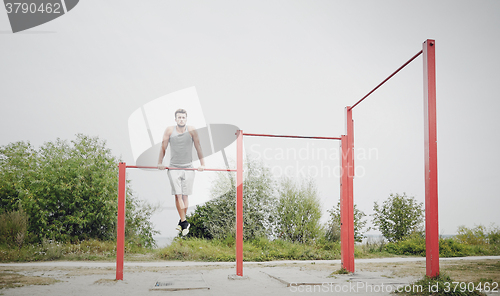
[1,256,499,296]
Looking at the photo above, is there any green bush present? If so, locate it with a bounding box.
[488,225,500,245]
[187,157,277,240]
[383,233,473,257]
[326,202,368,243]
[186,207,212,239]
[0,135,158,245]
[439,238,470,257]
[456,225,488,245]
[275,177,323,243]
[456,224,500,246]
[384,232,426,256]
[372,193,424,242]
[0,207,29,249]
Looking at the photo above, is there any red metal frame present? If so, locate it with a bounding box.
[117,39,438,279]
[340,107,355,273]
[126,165,236,172]
[239,131,341,277]
[115,163,237,280]
[236,130,244,276]
[340,135,352,272]
[116,162,126,280]
[343,39,438,277]
[243,133,341,140]
[423,39,439,277]
[349,50,423,111]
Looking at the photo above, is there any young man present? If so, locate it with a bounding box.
[158,109,205,236]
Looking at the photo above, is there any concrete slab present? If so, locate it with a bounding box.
[150,272,209,291]
[260,266,418,295]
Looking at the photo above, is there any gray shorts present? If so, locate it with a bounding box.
[167,169,195,196]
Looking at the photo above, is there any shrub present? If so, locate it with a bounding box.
[456,224,500,246]
[372,193,424,242]
[187,157,277,240]
[125,197,160,248]
[439,238,470,257]
[383,233,473,257]
[488,225,500,245]
[275,177,323,243]
[384,232,426,256]
[0,135,158,244]
[455,225,488,245]
[326,202,368,242]
[0,207,29,249]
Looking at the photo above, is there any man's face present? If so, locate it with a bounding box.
[175,113,187,127]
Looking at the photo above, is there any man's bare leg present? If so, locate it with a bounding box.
[175,194,186,221]
[182,195,189,217]
[175,195,190,236]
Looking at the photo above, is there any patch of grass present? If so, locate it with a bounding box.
[382,235,500,258]
[0,272,59,289]
[440,260,500,284]
[155,237,341,261]
[330,267,349,275]
[396,273,486,295]
[0,239,117,262]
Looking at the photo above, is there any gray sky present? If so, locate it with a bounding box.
[1,0,499,239]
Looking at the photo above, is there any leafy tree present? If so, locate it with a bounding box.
[187,157,277,240]
[0,134,158,246]
[275,177,323,243]
[326,202,368,243]
[372,193,424,242]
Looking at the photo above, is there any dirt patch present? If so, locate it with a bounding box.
[0,272,59,289]
[93,278,118,285]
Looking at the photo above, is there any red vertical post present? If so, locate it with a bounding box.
[116,162,126,280]
[423,39,439,278]
[346,107,355,273]
[236,130,244,276]
[340,135,350,271]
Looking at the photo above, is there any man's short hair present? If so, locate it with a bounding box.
[175,109,187,118]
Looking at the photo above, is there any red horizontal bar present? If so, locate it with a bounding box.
[349,50,423,110]
[125,165,236,172]
[243,133,341,140]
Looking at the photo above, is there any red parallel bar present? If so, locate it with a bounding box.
[349,50,423,110]
[243,133,341,140]
[236,130,244,276]
[423,39,439,278]
[116,162,126,280]
[125,165,236,172]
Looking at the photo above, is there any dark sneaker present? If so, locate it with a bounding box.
[175,220,182,232]
[180,220,190,236]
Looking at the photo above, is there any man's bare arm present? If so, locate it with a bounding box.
[158,127,173,169]
[189,127,205,171]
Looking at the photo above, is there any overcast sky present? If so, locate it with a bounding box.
[1,0,499,240]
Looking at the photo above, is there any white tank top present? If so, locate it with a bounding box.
[169,127,193,168]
